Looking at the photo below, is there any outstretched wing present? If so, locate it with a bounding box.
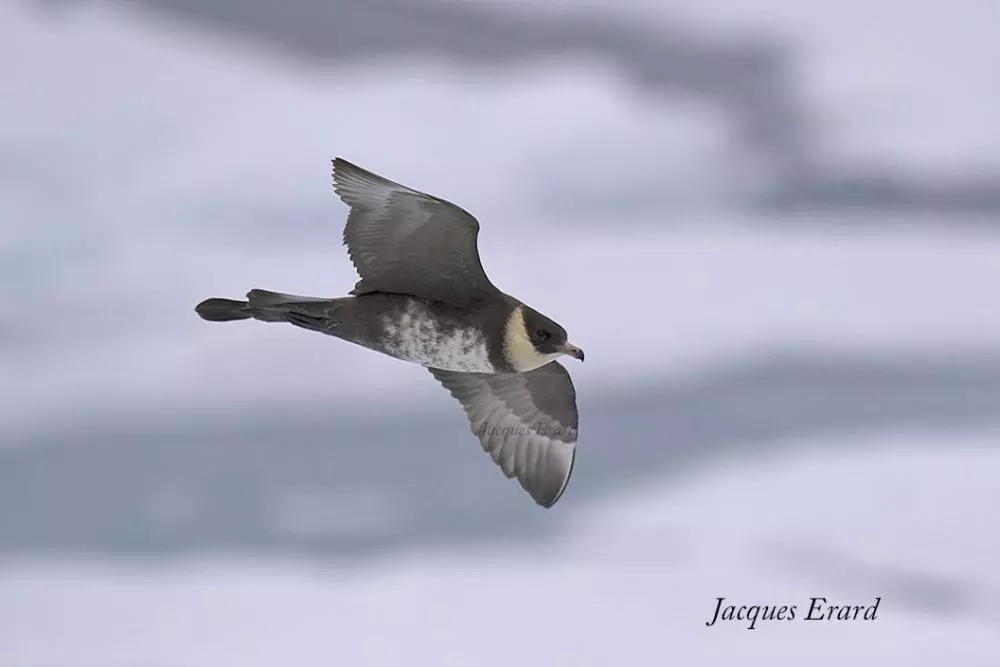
[332,158,496,307]
[429,362,579,508]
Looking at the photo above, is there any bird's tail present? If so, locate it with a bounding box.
[195,289,342,329]
[195,297,252,322]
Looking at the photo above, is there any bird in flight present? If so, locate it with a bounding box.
[196,158,584,507]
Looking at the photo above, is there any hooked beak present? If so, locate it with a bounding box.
[561,342,585,362]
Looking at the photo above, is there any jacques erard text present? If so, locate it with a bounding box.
[705,596,881,630]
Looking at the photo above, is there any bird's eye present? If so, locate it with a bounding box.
[535,328,550,341]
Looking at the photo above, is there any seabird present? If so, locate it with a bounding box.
[195,158,585,507]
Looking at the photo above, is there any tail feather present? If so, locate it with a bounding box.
[195,289,342,330]
[247,289,343,332]
[246,289,329,309]
[195,298,251,322]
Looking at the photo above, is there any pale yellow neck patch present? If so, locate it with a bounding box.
[504,305,561,372]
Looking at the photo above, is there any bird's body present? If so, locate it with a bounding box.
[196,157,584,507]
[364,294,500,373]
[234,290,524,374]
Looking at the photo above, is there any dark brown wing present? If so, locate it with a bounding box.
[429,361,579,508]
[332,158,495,306]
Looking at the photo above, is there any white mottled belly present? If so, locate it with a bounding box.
[379,302,494,373]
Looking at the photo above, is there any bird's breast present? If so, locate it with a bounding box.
[376,302,495,373]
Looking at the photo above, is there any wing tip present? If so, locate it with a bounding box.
[331,156,359,196]
[534,444,576,508]
[331,156,406,206]
[331,156,355,177]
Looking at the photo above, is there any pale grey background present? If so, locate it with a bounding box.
[3,1,1000,664]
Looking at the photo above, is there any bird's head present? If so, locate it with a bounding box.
[504,304,584,372]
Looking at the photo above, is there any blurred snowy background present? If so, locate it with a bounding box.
[3,0,1000,664]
